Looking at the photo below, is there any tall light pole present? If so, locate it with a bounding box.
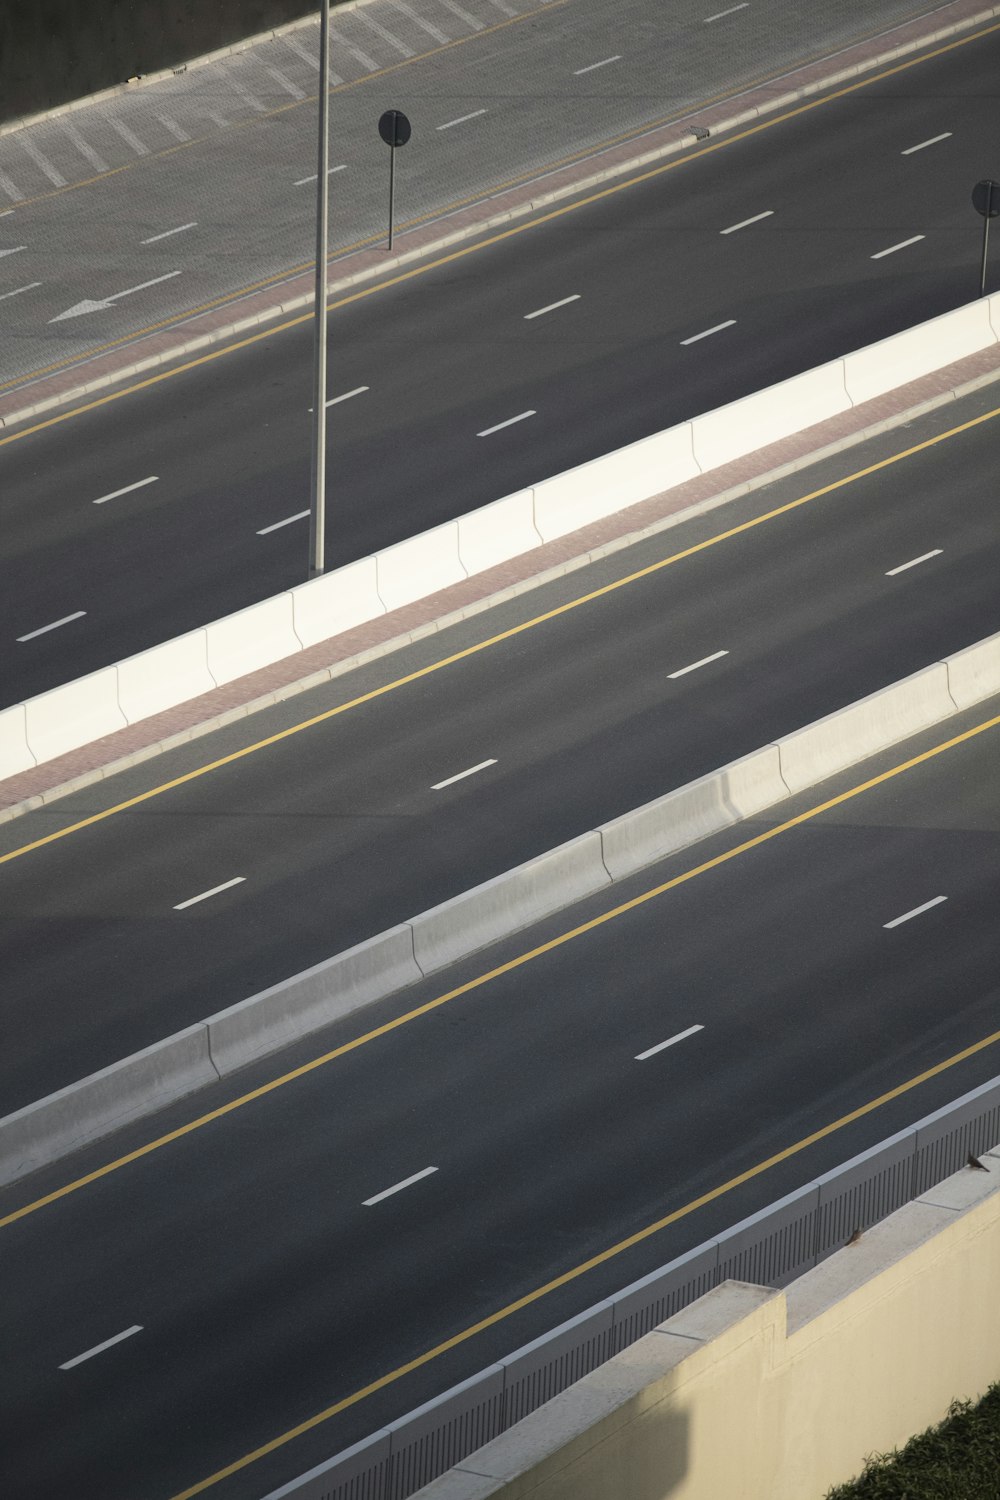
[308,0,331,579]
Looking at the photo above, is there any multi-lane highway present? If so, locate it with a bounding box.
[2,380,999,1112]
[0,0,944,379]
[2,686,998,1500]
[2,18,998,704]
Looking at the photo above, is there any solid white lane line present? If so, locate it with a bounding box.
[59,1325,142,1371]
[668,649,728,679]
[636,1024,704,1061]
[720,209,773,234]
[704,1,748,19]
[142,223,197,244]
[573,55,622,75]
[885,548,942,576]
[437,0,484,30]
[901,132,952,155]
[0,245,26,257]
[257,510,310,535]
[294,163,348,186]
[92,476,158,505]
[364,1166,438,1206]
[437,109,487,131]
[389,0,449,44]
[478,410,535,436]
[17,612,86,642]
[157,114,191,143]
[173,876,246,911]
[265,64,306,98]
[0,281,41,301]
[524,294,581,319]
[680,319,736,344]
[432,758,497,790]
[62,122,109,174]
[0,208,15,216]
[329,25,378,72]
[871,235,925,259]
[884,895,947,929]
[0,171,24,203]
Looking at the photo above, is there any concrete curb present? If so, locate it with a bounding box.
[3,632,998,1189]
[1,0,996,431]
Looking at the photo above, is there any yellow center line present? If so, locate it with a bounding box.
[2,17,997,428]
[167,1010,1000,1500]
[6,706,999,1245]
[3,396,1000,869]
[156,708,1000,1497]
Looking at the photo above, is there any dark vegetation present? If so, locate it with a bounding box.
[827,1382,1000,1499]
[1,1,347,123]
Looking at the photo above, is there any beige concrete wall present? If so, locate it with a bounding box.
[418,1144,1000,1500]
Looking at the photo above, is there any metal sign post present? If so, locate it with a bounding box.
[378,109,411,250]
[972,179,999,297]
[308,0,332,579]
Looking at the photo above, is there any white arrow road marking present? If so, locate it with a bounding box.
[50,270,181,322]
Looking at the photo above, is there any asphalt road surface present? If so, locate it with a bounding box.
[2,693,998,1500]
[2,19,998,703]
[2,381,999,1112]
[0,0,943,379]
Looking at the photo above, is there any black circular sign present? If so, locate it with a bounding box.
[972,179,1000,218]
[378,109,411,148]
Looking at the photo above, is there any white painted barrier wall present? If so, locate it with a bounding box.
[3,294,999,779]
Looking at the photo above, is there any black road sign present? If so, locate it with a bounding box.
[378,109,411,148]
[972,179,1000,218]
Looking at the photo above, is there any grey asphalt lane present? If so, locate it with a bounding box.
[1,380,999,1113]
[0,0,944,380]
[2,17,998,704]
[1,697,998,1500]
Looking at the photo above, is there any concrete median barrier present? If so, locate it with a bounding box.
[0,704,35,780]
[376,520,466,613]
[532,427,700,544]
[943,630,1000,710]
[843,299,998,407]
[775,663,957,795]
[598,747,789,882]
[205,593,303,686]
[458,491,541,575]
[0,1025,216,1188]
[691,363,852,473]
[290,557,384,649]
[409,833,612,976]
[206,926,422,1076]
[24,666,127,765]
[116,629,216,723]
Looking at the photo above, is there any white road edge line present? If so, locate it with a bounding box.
[93,476,158,505]
[437,109,487,131]
[704,1,748,20]
[478,410,536,436]
[680,319,736,344]
[668,649,728,679]
[524,294,581,319]
[257,510,310,535]
[720,210,773,234]
[885,548,942,576]
[141,223,197,244]
[573,55,622,75]
[636,1025,704,1061]
[432,758,497,790]
[883,895,947,929]
[174,876,246,911]
[294,164,348,186]
[17,611,86,642]
[364,1166,438,1206]
[60,1326,143,1370]
[871,235,925,259]
[901,133,952,155]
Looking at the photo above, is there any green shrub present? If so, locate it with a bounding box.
[826,1382,1000,1498]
